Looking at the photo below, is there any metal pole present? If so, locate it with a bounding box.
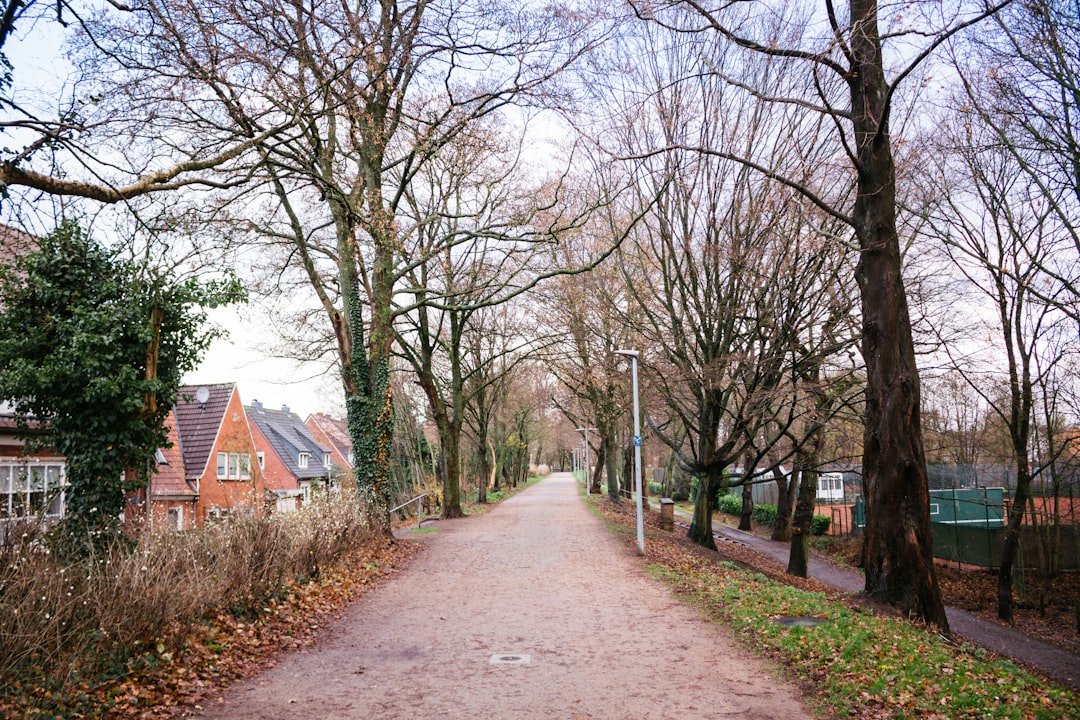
[615,349,645,555]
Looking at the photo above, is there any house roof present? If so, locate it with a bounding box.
[0,224,39,267]
[151,411,195,498]
[174,383,235,480]
[305,412,352,465]
[247,401,333,480]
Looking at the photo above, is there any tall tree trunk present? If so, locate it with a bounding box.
[345,269,394,535]
[604,427,620,502]
[440,427,465,518]
[789,422,825,577]
[590,441,605,494]
[998,461,1034,620]
[739,451,756,532]
[476,441,489,504]
[688,470,723,549]
[771,464,797,541]
[849,0,948,630]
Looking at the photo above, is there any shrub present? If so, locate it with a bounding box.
[751,503,778,526]
[811,514,832,536]
[0,491,377,708]
[717,493,742,515]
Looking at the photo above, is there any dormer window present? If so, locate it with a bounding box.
[298,452,310,469]
[154,449,168,465]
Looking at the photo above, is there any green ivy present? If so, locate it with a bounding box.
[0,220,242,554]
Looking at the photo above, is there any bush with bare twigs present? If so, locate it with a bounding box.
[0,491,377,699]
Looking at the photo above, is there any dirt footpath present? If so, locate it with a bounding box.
[195,473,812,720]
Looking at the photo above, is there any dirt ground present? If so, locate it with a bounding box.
[192,473,813,720]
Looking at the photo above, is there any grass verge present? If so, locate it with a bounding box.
[588,494,1079,720]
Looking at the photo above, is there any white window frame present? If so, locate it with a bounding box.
[218,452,252,480]
[298,452,310,469]
[0,462,67,519]
[256,451,265,470]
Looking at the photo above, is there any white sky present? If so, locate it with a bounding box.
[183,306,347,420]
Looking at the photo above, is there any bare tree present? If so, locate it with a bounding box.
[949,0,1080,322]
[537,209,635,502]
[923,97,1077,621]
[627,0,1017,628]
[598,18,854,551]
[39,0,599,531]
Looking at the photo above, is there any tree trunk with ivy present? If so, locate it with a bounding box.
[341,182,398,535]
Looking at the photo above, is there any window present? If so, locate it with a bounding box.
[256,452,265,470]
[217,452,253,480]
[323,453,331,468]
[155,448,168,465]
[206,507,230,523]
[298,452,310,469]
[0,462,67,519]
[166,507,182,531]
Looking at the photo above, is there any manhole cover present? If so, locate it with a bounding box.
[772,616,826,628]
[489,653,531,665]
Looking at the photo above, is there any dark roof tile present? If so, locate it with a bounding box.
[174,383,234,479]
[247,403,332,480]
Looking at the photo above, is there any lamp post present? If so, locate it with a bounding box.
[614,349,645,555]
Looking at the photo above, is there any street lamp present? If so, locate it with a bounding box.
[577,426,596,495]
[614,349,645,555]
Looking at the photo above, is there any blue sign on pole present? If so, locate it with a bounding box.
[633,435,642,447]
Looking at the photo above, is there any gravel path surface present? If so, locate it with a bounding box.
[196,473,812,720]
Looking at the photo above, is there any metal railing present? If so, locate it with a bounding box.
[390,493,430,529]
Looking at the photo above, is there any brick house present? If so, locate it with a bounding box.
[0,227,68,527]
[246,401,335,512]
[305,412,353,479]
[141,414,197,530]
[172,383,266,524]
[0,401,67,528]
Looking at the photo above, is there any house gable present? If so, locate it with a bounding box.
[247,401,333,486]
[305,413,353,468]
[174,384,264,525]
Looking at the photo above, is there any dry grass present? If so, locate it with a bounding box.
[0,491,378,700]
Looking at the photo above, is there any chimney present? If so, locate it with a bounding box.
[281,404,290,414]
[251,399,263,412]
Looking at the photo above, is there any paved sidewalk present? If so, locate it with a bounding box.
[664,502,1080,691]
[196,474,813,720]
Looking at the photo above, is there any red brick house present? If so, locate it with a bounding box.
[0,227,68,526]
[305,412,353,470]
[141,413,197,530]
[247,401,335,512]
[0,401,67,526]
[171,383,266,525]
